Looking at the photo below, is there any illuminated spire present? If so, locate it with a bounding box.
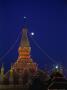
[9,64,13,84]
[10,64,13,78]
[13,17,37,77]
[0,64,4,77]
[20,28,30,48]
[20,16,30,47]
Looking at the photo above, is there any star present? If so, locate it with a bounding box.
[24,16,27,19]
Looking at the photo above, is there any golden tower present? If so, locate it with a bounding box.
[13,27,37,76]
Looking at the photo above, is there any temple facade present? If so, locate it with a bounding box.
[0,26,38,86]
[0,26,67,90]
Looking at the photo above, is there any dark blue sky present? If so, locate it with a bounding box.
[0,0,67,74]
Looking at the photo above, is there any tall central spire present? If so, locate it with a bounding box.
[20,27,30,48]
[12,18,37,76]
[18,27,31,60]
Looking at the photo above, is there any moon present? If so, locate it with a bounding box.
[31,32,35,36]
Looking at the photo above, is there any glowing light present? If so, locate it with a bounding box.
[55,65,59,69]
[31,32,35,36]
[24,16,27,19]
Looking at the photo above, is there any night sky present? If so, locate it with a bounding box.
[0,0,67,75]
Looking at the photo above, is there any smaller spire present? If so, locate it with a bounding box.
[9,64,14,84]
[10,63,13,78]
[0,64,4,77]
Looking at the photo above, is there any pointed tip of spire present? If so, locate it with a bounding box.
[22,25,28,30]
[22,16,29,30]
